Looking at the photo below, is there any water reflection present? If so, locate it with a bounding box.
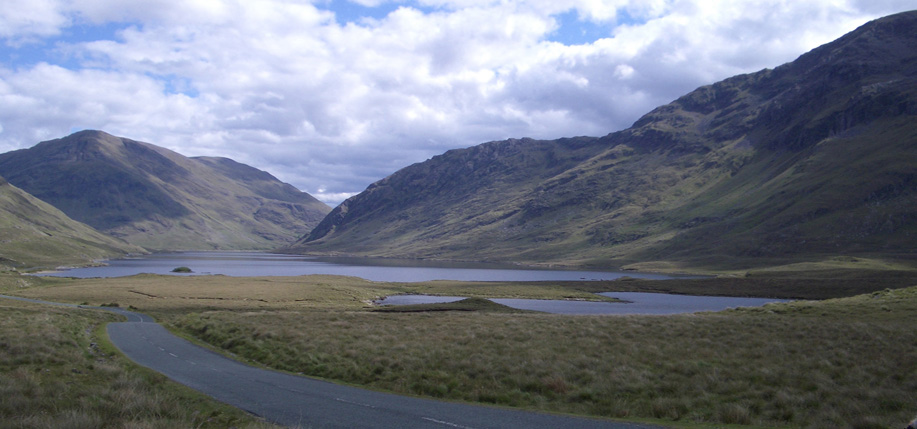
[38,251,679,282]
[596,292,787,315]
[376,293,788,315]
[374,296,467,305]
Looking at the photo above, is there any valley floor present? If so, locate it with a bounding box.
[2,268,916,427]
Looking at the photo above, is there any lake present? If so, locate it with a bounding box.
[40,251,679,282]
[377,293,789,315]
[42,252,786,315]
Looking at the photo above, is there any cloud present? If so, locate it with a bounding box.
[0,0,912,204]
[0,0,69,42]
[0,63,207,144]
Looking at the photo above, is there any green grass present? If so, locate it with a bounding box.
[6,270,917,427]
[169,286,917,427]
[0,298,277,429]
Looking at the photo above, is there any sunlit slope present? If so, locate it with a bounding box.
[292,11,917,268]
[0,176,143,269]
[0,130,331,250]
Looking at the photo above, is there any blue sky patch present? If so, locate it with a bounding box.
[322,0,404,25]
[546,8,649,45]
[0,21,127,70]
[547,10,612,45]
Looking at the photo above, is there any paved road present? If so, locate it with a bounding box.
[3,295,662,429]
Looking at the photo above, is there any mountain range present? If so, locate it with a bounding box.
[0,130,330,251]
[289,11,917,270]
[0,12,914,271]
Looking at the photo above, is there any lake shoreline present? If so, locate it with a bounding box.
[35,251,684,283]
[374,292,790,315]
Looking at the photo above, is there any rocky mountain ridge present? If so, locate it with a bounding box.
[291,11,917,269]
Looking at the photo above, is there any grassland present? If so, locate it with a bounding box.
[1,273,618,316]
[171,290,917,428]
[3,268,917,428]
[0,295,276,428]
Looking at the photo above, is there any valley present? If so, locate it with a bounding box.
[0,9,915,429]
[0,176,145,270]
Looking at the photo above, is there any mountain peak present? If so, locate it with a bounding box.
[798,10,917,67]
[66,129,116,140]
[0,131,330,250]
[622,10,917,155]
[46,129,129,150]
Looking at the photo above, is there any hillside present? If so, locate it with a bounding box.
[290,11,917,269]
[0,176,144,269]
[0,131,331,250]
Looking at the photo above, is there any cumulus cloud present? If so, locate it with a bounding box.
[0,0,912,204]
[0,0,69,41]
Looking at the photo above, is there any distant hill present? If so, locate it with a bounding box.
[290,11,917,269]
[0,176,144,270]
[0,131,331,250]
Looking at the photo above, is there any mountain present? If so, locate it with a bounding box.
[289,11,917,269]
[0,175,144,270]
[0,131,331,250]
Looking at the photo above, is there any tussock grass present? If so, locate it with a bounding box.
[7,271,917,427]
[0,298,277,429]
[171,287,917,427]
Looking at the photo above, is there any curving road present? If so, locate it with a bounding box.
[3,295,663,429]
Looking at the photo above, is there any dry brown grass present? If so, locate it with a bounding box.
[6,274,401,314]
[5,274,611,317]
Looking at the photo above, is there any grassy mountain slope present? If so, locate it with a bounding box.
[0,176,144,270]
[301,136,605,255]
[0,131,330,250]
[292,11,917,269]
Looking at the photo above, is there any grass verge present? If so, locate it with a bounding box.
[0,297,277,429]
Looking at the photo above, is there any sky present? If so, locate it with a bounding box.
[0,1,913,205]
